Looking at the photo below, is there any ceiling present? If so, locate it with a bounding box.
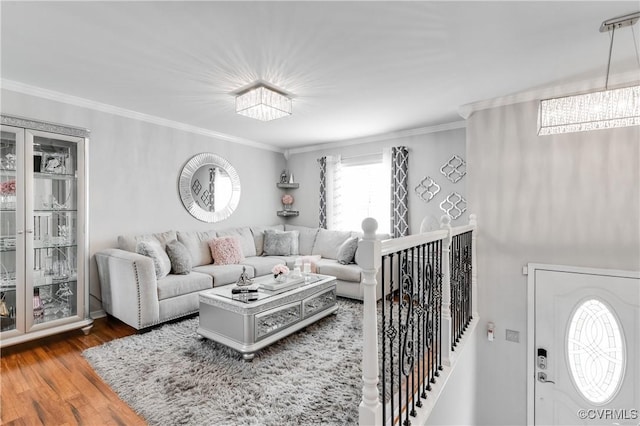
[1,1,639,150]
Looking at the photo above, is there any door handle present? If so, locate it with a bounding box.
[538,372,555,384]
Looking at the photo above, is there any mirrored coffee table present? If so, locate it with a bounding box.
[197,273,337,361]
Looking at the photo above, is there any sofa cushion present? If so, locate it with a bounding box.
[136,240,171,279]
[118,230,177,253]
[216,227,257,257]
[156,272,213,301]
[316,259,362,282]
[165,239,192,275]
[193,264,255,287]
[250,225,285,256]
[209,237,245,265]
[242,256,288,277]
[284,225,319,255]
[337,237,359,265]
[177,230,217,267]
[263,230,299,256]
[312,229,352,260]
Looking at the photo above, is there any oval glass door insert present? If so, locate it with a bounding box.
[567,298,625,404]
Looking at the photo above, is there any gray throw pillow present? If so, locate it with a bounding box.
[165,239,192,275]
[337,237,359,265]
[136,240,171,278]
[263,230,294,256]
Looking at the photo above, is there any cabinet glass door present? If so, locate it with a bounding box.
[1,129,21,333]
[27,131,81,329]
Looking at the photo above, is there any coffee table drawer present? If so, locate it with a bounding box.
[255,301,302,341]
[303,287,337,319]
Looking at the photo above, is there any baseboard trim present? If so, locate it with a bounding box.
[91,309,107,319]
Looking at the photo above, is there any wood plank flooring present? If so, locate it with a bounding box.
[1,317,146,426]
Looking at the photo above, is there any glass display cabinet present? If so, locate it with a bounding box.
[0,115,92,347]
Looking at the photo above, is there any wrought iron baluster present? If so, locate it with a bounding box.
[436,238,443,374]
[382,254,387,424]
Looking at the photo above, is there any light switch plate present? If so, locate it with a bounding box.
[506,329,520,343]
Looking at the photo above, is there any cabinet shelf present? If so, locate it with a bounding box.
[34,172,76,181]
[33,242,76,250]
[276,183,299,189]
[33,209,77,213]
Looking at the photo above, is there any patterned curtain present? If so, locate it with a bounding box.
[318,156,327,229]
[391,146,409,237]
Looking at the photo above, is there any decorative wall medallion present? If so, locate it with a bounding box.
[415,176,441,203]
[440,155,466,183]
[439,192,467,220]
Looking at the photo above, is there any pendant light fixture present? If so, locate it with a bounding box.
[538,12,640,135]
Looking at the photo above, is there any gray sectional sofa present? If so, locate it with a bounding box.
[96,224,384,330]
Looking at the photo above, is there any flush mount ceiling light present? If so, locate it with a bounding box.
[538,12,640,135]
[235,83,292,122]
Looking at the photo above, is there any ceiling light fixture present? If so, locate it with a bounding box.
[538,11,640,135]
[235,83,292,122]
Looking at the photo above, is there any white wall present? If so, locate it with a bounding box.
[467,100,640,425]
[286,127,467,233]
[2,89,286,313]
[427,325,478,426]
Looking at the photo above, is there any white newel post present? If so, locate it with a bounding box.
[440,215,453,366]
[357,218,382,426]
[469,214,478,319]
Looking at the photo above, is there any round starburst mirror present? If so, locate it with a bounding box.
[179,153,241,222]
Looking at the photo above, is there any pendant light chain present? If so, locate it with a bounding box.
[632,25,640,68]
[605,26,615,90]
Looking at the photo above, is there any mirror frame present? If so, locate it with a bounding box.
[178,153,241,222]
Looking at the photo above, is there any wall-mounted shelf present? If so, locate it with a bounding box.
[276,183,299,189]
[277,210,299,217]
[277,180,299,218]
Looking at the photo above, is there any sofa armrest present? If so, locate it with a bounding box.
[95,248,160,330]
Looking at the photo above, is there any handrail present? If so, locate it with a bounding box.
[380,229,448,255]
[451,223,475,237]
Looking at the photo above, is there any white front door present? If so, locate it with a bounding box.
[528,264,639,426]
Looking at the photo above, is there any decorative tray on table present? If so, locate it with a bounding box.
[260,276,306,293]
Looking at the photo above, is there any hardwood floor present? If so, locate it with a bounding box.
[1,317,147,426]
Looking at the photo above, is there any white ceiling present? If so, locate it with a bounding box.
[1,1,639,150]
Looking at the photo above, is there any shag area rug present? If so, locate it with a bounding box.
[83,299,364,426]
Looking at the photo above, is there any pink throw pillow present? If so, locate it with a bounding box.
[209,237,245,265]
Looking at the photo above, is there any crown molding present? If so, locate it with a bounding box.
[458,70,640,119]
[1,79,284,154]
[285,120,466,156]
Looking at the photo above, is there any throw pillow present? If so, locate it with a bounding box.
[263,230,295,256]
[209,237,245,265]
[165,239,192,275]
[337,237,359,265]
[136,240,171,279]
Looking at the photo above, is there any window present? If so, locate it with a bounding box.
[567,298,624,404]
[328,153,390,234]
